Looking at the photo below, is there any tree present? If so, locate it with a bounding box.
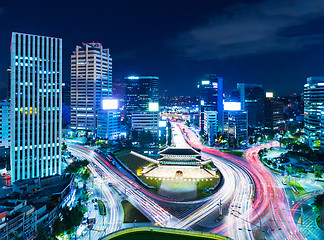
[279,165,285,171]
[312,193,324,216]
[80,188,90,202]
[287,166,293,174]
[314,164,323,172]
[258,149,264,158]
[95,140,111,149]
[81,167,90,181]
[52,217,65,237]
[315,171,322,179]
[295,166,305,174]
[61,142,67,151]
[307,166,315,173]
[54,204,85,236]
[249,137,254,145]
[64,159,89,174]
[36,224,51,240]
[132,130,139,142]
[272,162,277,169]
[139,131,154,146]
[185,120,190,127]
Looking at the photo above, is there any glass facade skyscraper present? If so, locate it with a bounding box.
[10,32,62,183]
[124,76,159,128]
[237,83,264,128]
[223,110,248,142]
[198,74,223,133]
[264,98,285,134]
[304,77,324,148]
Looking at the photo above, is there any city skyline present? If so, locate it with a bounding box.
[0,2,324,240]
[1,0,324,97]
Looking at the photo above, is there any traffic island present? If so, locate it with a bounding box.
[97,199,107,216]
[121,200,150,223]
[284,178,307,195]
[100,226,232,240]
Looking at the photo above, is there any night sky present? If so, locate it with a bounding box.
[1,0,324,97]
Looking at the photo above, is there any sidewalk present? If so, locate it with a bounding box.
[298,199,324,240]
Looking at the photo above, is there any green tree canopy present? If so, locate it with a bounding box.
[295,166,305,174]
[313,193,324,216]
[64,159,89,174]
[315,171,322,179]
[139,130,154,146]
[81,167,90,181]
[61,142,67,151]
[287,166,293,174]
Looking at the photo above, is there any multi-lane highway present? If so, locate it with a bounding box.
[178,123,304,240]
[67,121,307,240]
[68,144,179,231]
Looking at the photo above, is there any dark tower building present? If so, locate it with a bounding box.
[264,97,285,134]
[62,82,71,127]
[112,78,125,101]
[198,74,223,133]
[124,76,159,128]
[237,83,265,129]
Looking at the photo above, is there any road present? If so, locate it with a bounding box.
[171,123,254,239]
[71,148,124,239]
[67,121,309,240]
[292,192,324,240]
[177,123,304,240]
[68,144,179,231]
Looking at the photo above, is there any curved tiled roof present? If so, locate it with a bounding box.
[158,147,200,156]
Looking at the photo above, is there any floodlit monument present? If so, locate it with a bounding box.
[141,146,219,200]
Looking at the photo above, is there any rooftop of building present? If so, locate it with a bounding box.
[124,76,159,80]
[307,76,324,83]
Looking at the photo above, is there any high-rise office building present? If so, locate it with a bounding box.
[198,74,223,133]
[97,110,121,140]
[223,110,248,142]
[264,97,285,134]
[204,111,218,146]
[237,83,264,128]
[124,76,159,127]
[71,42,112,136]
[10,32,62,183]
[304,77,324,148]
[62,82,71,127]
